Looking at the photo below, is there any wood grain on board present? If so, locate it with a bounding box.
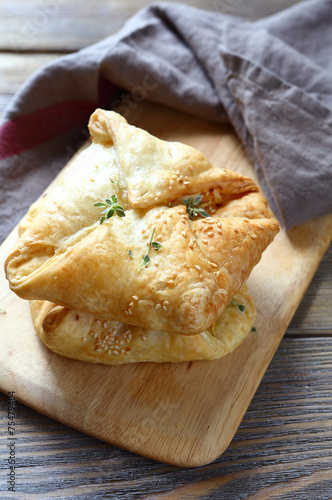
[0,102,331,468]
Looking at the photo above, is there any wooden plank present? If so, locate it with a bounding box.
[0,53,61,117]
[1,337,331,497]
[0,0,301,52]
[287,244,332,336]
[0,101,331,467]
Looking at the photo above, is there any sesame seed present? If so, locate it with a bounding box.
[210,208,216,214]
[141,335,147,341]
[170,180,174,185]
[93,332,98,339]
[184,181,191,186]
[188,164,193,171]
[184,262,189,268]
[155,303,161,309]
[202,239,208,244]
[164,219,167,224]
[155,197,159,201]
[163,305,167,311]
[164,301,169,305]
[103,321,108,328]
[132,296,138,301]
[113,350,119,355]
[194,265,201,271]
[258,224,264,229]
[96,320,101,325]
[108,349,112,355]
[129,302,134,308]
[82,337,87,342]
[244,218,250,223]
[210,262,218,268]
[251,234,258,239]
[188,242,194,249]
[156,235,162,241]
[234,228,239,233]
[124,330,131,335]
[207,232,214,237]
[168,186,173,191]
[120,349,125,355]
[182,231,187,238]
[217,230,222,234]
[199,274,203,279]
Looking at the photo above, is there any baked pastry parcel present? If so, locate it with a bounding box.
[5,109,279,364]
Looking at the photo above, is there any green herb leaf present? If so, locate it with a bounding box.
[93,202,107,207]
[193,195,203,205]
[251,327,257,333]
[238,304,246,313]
[139,254,150,269]
[128,250,133,258]
[93,194,126,224]
[152,241,162,250]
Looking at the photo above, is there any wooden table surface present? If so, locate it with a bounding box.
[0,1,331,498]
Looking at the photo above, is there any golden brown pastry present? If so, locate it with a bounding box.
[30,282,256,364]
[5,109,279,338]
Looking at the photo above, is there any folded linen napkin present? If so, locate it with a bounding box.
[1,0,332,242]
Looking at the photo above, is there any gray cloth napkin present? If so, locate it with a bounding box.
[1,0,332,242]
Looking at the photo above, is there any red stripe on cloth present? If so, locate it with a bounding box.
[0,100,98,160]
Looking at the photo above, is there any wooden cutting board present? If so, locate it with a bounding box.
[0,102,331,467]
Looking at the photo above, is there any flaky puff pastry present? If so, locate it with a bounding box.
[30,282,256,364]
[5,109,279,335]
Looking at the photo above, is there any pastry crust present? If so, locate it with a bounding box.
[5,109,279,336]
[30,282,256,364]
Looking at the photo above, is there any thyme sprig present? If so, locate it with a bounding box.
[139,228,162,270]
[183,195,210,220]
[93,194,125,224]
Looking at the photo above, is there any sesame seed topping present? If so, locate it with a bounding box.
[164,301,169,305]
[194,265,201,271]
[207,232,214,237]
[210,262,218,268]
[132,296,138,301]
[113,350,119,355]
[156,235,162,241]
[182,231,187,238]
[141,335,147,341]
[258,224,264,229]
[155,303,161,309]
[82,337,87,342]
[251,234,258,239]
[163,305,167,311]
[168,186,173,191]
[129,302,134,308]
[103,321,108,328]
